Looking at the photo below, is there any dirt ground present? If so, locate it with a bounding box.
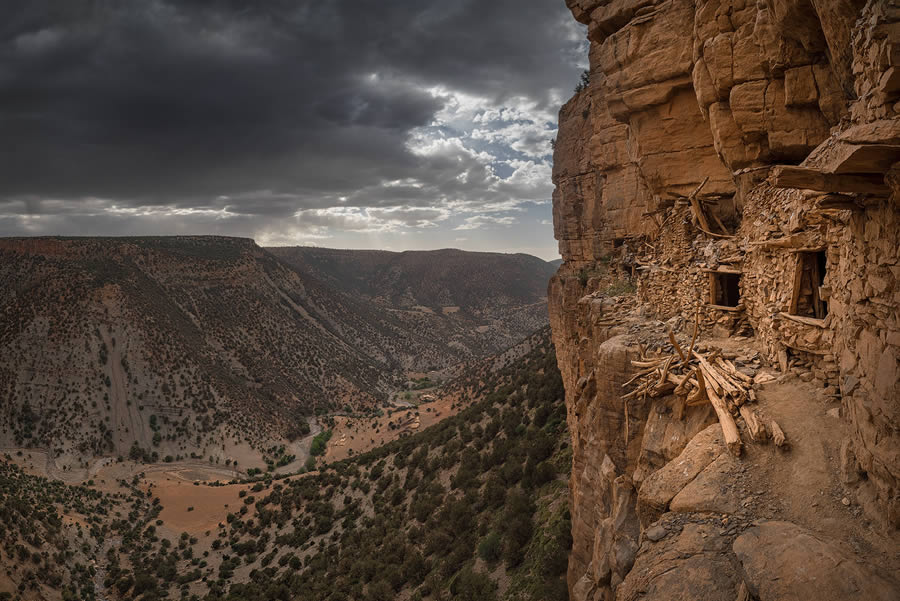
[325,394,469,462]
[140,468,255,536]
[680,336,900,570]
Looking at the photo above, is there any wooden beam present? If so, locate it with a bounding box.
[688,177,713,233]
[705,379,742,457]
[789,255,804,315]
[771,165,889,195]
[810,254,825,320]
[706,304,743,312]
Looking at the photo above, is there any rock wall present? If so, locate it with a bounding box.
[551,1,900,599]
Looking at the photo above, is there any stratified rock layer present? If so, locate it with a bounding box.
[551,1,900,599]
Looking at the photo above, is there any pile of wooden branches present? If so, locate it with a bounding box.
[623,314,787,457]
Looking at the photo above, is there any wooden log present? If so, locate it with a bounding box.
[623,365,664,387]
[631,358,668,368]
[715,356,753,384]
[650,382,676,397]
[739,405,767,442]
[687,308,701,356]
[622,383,651,399]
[770,420,789,450]
[688,176,711,226]
[702,374,743,457]
[668,329,687,363]
[693,351,741,397]
[771,165,890,195]
[697,361,725,395]
[657,356,674,387]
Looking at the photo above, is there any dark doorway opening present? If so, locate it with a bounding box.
[711,272,741,307]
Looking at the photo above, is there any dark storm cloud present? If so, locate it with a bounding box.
[0,0,583,212]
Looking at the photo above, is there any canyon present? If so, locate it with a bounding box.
[549,1,900,600]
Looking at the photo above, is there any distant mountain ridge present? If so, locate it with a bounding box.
[267,246,557,312]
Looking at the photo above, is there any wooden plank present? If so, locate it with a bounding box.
[771,165,890,195]
[706,303,744,312]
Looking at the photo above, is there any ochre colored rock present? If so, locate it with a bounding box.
[733,521,900,601]
[552,0,900,598]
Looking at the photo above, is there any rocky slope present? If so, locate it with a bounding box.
[550,1,900,600]
[0,332,571,601]
[0,237,553,472]
[270,247,557,363]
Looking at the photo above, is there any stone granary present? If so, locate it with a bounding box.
[549,1,900,600]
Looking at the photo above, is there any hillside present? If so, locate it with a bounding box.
[268,247,556,311]
[0,237,555,473]
[0,331,570,601]
[270,247,556,361]
[0,237,412,469]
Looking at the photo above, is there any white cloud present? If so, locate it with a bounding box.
[454,214,518,231]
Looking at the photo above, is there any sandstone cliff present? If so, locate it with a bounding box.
[550,1,900,599]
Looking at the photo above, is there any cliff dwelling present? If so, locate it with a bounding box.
[549,0,900,600]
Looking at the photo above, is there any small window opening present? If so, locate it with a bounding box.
[790,251,828,319]
[612,238,624,248]
[710,272,741,307]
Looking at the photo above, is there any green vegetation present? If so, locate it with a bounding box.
[309,429,333,456]
[193,333,570,601]
[0,457,155,600]
[0,330,571,601]
[605,279,636,296]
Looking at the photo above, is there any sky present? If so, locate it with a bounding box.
[0,1,587,260]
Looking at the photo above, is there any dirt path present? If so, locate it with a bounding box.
[93,535,121,601]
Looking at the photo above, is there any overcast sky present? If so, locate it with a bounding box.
[1,1,586,259]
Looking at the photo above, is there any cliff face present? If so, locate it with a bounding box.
[551,1,900,599]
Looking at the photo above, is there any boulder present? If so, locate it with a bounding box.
[733,521,900,601]
[616,522,740,601]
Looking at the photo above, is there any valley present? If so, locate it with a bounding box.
[0,327,570,601]
[0,237,556,478]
